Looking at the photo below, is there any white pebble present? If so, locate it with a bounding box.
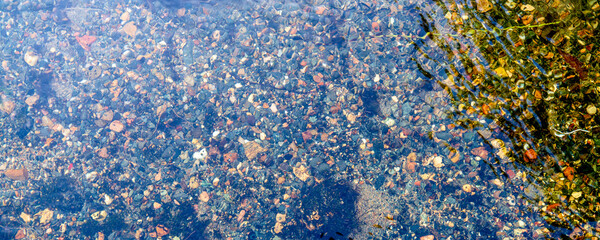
[433,156,444,168]
[382,118,396,127]
[270,103,278,113]
[193,149,207,161]
[85,171,98,181]
[104,194,113,205]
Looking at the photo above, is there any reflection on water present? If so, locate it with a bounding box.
[415,0,600,237]
[0,0,598,239]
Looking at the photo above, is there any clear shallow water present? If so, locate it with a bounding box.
[0,0,597,239]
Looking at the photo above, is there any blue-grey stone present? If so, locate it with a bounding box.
[436,131,452,141]
[463,131,475,142]
[402,103,412,116]
[317,163,330,172]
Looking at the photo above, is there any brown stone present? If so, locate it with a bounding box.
[329,103,341,114]
[4,168,28,181]
[207,146,219,157]
[109,120,124,132]
[156,225,169,237]
[237,209,246,222]
[36,209,53,224]
[243,141,267,161]
[14,229,26,239]
[274,222,284,234]
[564,166,575,181]
[200,191,210,202]
[315,6,327,15]
[101,110,114,121]
[1,100,15,114]
[25,94,39,106]
[372,21,380,32]
[405,161,416,173]
[120,11,130,21]
[476,0,493,12]
[188,176,200,189]
[176,8,186,17]
[301,130,312,141]
[462,184,473,193]
[276,213,286,223]
[471,147,488,159]
[449,150,460,163]
[293,163,310,181]
[42,116,55,128]
[524,149,537,162]
[154,170,162,181]
[420,235,435,240]
[258,154,272,166]
[277,176,285,184]
[407,152,417,162]
[98,147,110,158]
[122,22,137,38]
[320,133,329,142]
[223,152,238,163]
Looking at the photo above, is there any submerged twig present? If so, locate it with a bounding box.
[550,126,595,137]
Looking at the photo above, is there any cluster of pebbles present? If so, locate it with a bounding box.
[0,0,559,239]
